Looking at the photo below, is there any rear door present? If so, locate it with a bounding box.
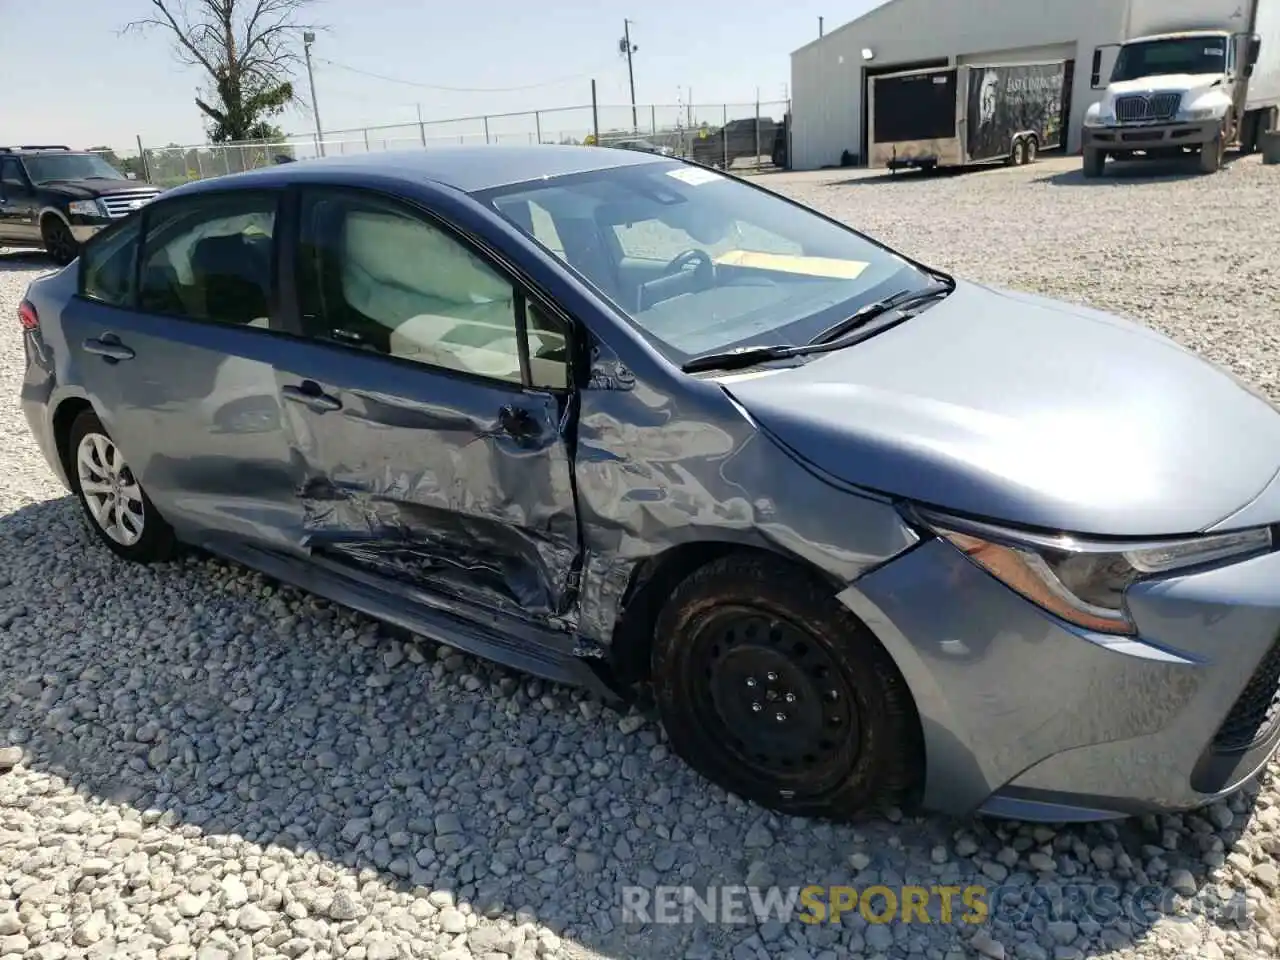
[274,185,580,626]
[0,157,39,245]
[59,188,306,551]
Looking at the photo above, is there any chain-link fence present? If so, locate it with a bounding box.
[92,99,792,188]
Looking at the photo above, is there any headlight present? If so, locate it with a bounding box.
[1084,108,1115,128]
[67,200,104,217]
[913,508,1272,635]
[1181,106,1221,120]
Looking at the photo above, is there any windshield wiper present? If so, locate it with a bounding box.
[680,279,955,374]
[810,280,953,345]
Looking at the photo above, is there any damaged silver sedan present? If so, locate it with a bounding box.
[19,146,1280,823]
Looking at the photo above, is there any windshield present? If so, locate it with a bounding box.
[476,160,932,362]
[24,153,127,184]
[1111,36,1228,82]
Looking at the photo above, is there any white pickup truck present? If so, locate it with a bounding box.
[1082,0,1280,175]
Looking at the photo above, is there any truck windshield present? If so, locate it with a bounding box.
[1111,37,1228,82]
[476,160,936,364]
[24,154,127,184]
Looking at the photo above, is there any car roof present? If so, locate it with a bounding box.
[170,144,673,198]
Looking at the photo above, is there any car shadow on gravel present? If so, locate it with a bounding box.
[0,495,1274,960]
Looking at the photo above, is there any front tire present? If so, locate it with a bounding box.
[1199,132,1224,174]
[1083,147,1106,178]
[67,409,177,564]
[651,554,922,820]
[41,216,79,266]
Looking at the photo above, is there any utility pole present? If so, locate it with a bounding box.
[303,31,324,157]
[819,16,825,37]
[619,19,638,130]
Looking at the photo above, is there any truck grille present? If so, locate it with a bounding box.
[99,191,160,219]
[1212,638,1280,752]
[1115,93,1181,124]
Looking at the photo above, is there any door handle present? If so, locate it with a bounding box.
[498,403,541,441]
[82,335,135,362]
[282,381,342,413]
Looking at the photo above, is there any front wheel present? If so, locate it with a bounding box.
[41,216,79,266]
[1082,147,1106,178]
[1199,133,1224,174]
[68,409,177,564]
[651,554,922,820]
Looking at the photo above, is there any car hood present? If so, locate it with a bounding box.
[1107,73,1223,97]
[40,179,158,198]
[721,280,1280,537]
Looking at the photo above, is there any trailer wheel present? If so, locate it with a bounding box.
[1023,137,1038,164]
[1082,148,1105,178]
[1007,138,1023,166]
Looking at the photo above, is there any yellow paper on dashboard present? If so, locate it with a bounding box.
[713,250,869,280]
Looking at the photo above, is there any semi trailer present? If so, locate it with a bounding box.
[1083,0,1280,175]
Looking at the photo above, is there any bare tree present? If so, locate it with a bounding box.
[126,0,319,143]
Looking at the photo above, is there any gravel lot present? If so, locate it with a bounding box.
[2,153,1280,960]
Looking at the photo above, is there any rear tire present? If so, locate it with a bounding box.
[1083,147,1106,178]
[41,216,79,266]
[67,409,177,564]
[1023,137,1038,164]
[651,554,922,820]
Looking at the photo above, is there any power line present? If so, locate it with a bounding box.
[312,56,615,94]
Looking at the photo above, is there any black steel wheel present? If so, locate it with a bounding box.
[652,553,922,820]
[41,216,79,266]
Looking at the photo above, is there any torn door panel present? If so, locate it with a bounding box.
[277,368,581,627]
[298,472,577,623]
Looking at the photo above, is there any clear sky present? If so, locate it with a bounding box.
[1,0,878,152]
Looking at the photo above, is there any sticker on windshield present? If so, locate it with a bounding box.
[1205,46,1224,54]
[667,166,724,186]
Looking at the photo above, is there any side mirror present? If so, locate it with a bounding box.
[1244,63,1256,78]
[1091,48,1103,89]
[1248,35,1262,66]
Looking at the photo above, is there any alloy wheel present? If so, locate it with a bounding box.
[76,432,146,547]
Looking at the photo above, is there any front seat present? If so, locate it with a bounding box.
[190,234,271,326]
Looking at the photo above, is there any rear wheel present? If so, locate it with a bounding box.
[1083,147,1106,178]
[1023,137,1039,164]
[67,409,177,564]
[651,554,922,820]
[41,216,79,266]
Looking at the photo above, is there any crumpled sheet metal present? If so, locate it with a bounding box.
[572,349,920,647]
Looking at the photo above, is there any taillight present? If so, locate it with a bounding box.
[17,299,38,331]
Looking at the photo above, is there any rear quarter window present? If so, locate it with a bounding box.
[79,216,141,308]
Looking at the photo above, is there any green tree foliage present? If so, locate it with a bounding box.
[126,0,319,143]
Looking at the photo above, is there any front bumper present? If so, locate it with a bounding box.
[1083,119,1219,152]
[841,537,1280,821]
[67,216,111,243]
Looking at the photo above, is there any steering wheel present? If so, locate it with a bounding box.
[663,248,715,284]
